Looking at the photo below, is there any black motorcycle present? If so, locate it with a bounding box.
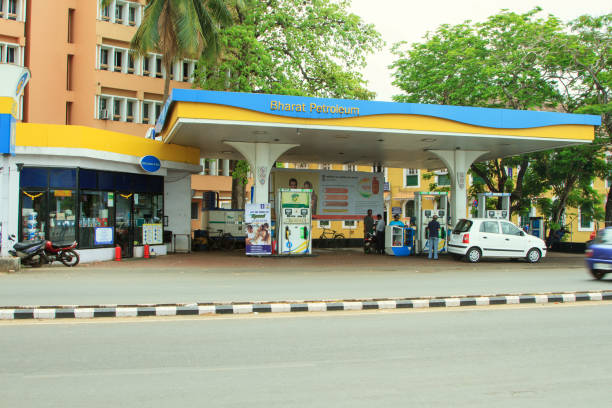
[364,231,376,254]
[8,236,47,267]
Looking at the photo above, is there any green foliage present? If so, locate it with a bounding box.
[390,8,612,228]
[120,0,235,102]
[193,0,382,202]
[231,159,250,186]
[195,0,383,99]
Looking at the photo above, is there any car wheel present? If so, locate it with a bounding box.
[466,247,481,263]
[591,269,606,280]
[525,248,541,263]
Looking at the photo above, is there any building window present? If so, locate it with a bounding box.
[128,5,137,26]
[154,103,161,122]
[20,168,164,249]
[143,57,151,76]
[142,103,150,124]
[128,53,136,74]
[98,97,109,119]
[318,220,330,228]
[6,45,16,63]
[68,9,75,43]
[191,202,199,220]
[113,99,122,121]
[403,169,420,188]
[342,220,357,229]
[100,48,109,70]
[101,5,110,21]
[114,49,124,72]
[436,170,451,186]
[8,0,17,20]
[182,61,190,82]
[126,100,134,122]
[579,205,594,231]
[115,4,124,24]
[66,102,72,125]
[155,57,162,78]
[66,55,73,90]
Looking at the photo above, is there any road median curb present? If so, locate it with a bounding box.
[1,291,610,320]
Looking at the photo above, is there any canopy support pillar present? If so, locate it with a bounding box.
[224,142,299,204]
[430,149,488,226]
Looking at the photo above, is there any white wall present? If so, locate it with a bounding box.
[0,157,20,256]
[78,244,167,263]
[164,171,192,253]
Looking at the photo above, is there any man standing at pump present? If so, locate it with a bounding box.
[363,209,374,235]
[427,215,440,260]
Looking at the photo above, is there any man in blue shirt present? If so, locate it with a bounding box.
[389,214,404,226]
[427,215,441,260]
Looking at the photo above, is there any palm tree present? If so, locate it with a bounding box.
[100,0,235,102]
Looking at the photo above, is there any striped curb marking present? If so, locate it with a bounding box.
[0,291,610,320]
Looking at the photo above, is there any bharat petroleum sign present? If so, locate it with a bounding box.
[269,100,360,116]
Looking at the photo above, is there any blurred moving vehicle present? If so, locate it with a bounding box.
[585,228,612,280]
[448,218,547,263]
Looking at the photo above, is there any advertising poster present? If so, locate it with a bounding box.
[245,203,271,256]
[271,169,384,218]
[142,223,163,245]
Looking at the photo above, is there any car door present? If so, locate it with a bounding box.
[477,220,503,257]
[500,221,527,257]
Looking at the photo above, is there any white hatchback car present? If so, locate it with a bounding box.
[448,218,547,263]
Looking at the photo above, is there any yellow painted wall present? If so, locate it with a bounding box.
[16,123,200,165]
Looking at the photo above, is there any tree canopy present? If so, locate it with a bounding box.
[391,8,612,230]
[195,0,383,99]
[100,0,236,102]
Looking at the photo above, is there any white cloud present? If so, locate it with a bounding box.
[349,0,611,101]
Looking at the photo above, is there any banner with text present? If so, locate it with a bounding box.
[271,169,384,219]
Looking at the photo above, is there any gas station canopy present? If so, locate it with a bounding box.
[156,89,600,170]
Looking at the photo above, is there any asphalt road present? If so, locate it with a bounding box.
[1,303,610,407]
[0,251,609,306]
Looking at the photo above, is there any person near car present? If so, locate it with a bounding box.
[427,215,440,260]
[375,214,386,254]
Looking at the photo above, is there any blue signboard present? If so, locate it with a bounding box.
[140,155,161,173]
[156,88,602,135]
[94,227,114,245]
[0,114,16,155]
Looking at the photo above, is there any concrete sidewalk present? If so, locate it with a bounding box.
[0,249,607,308]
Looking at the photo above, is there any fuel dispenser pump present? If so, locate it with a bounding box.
[412,191,450,254]
[529,217,545,240]
[276,188,312,255]
[476,192,511,220]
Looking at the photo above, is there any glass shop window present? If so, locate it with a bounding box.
[133,193,163,245]
[79,191,115,248]
[48,189,76,242]
[20,190,47,241]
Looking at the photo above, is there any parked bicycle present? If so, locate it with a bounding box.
[316,228,345,248]
[207,229,236,251]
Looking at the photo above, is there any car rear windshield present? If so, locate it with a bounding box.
[453,219,472,233]
[593,229,612,244]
